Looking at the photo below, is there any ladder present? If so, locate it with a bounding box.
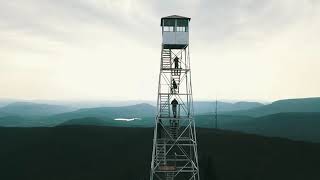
[162,49,171,69]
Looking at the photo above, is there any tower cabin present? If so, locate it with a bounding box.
[161,15,191,49]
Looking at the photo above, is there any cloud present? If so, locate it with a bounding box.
[0,0,319,101]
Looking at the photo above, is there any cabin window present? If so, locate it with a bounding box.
[163,19,175,32]
[176,26,186,32]
[164,26,174,32]
[177,19,188,32]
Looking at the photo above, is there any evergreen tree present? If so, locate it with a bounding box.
[203,155,218,180]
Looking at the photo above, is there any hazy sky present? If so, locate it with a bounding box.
[0,0,319,101]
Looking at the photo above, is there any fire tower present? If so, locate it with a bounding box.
[150,15,200,180]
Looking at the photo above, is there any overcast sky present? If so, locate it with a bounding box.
[0,0,319,102]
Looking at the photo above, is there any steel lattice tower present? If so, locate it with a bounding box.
[150,15,200,180]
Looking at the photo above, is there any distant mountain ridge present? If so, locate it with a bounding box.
[52,103,156,119]
[45,103,156,126]
[0,102,76,117]
[1,97,320,143]
[193,101,264,114]
[224,97,320,117]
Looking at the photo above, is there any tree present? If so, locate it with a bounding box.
[202,155,218,180]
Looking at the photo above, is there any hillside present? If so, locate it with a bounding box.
[195,114,253,128]
[0,99,17,108]
[58,117,108,126]
[56,112,320,143]
[0,111,11,118]
[194,101,263,114]
[193,112,320,143]
[47,103,156,126]
[0,116,27,127]
[225,97,320,117]
[0,102,76,117]
[220,112,320,142]
[0,98,320,143]
[0,126,319,180]
[0,103,156,127]
[58,116,154,127]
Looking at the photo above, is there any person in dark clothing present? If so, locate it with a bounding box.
[171,79,178,93]
[173,57,179,75]
[157,120,162,138]
[171,99,179,118]
[174,57,179,68]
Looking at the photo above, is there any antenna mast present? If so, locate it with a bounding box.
[215,98,218,129]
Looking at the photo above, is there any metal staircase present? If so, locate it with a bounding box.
[169,120,179,139]
[171,75,180,94]
[159,94,170,118]
[156,143,166,165]
[165,172,175,180]
[162,49,171,69]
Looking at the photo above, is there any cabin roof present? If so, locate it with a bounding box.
[161,15,191,25]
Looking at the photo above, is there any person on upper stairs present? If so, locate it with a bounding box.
[173,57,179,75]
[171,99,179,118]
[171,79,178,93]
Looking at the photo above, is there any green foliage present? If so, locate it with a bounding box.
[0,127,319,180]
